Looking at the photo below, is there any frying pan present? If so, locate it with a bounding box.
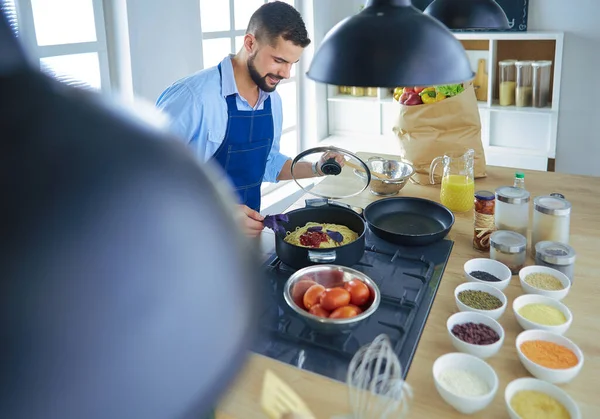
[364,197,455,246]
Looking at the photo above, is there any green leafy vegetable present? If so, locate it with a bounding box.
[435,84,465,97]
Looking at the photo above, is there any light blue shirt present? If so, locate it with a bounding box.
[155,56,290,183]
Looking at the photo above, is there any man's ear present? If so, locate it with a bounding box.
[243,34,257,54]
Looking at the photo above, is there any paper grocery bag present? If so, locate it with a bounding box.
[392,84,487,185]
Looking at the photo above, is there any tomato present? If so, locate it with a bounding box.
[414,86,426,94]
[329,304,362,319]
[344,279,371,307]
[291,278,317,309]
[303,284,325,310]
[319,287,351,311]
[309,304,330,318]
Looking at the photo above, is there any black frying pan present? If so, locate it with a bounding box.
[363,197,455,246]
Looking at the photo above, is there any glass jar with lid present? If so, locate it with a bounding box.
[499,60,517,106]
[495,186,531,239]
[532,60,552,108]
[473,190,495,251]
[515,61,534,107]
[490,230,527,274]
[534,241,576,282]
[532,195,572,255]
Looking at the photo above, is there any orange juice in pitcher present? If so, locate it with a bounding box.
[430,149,475,213]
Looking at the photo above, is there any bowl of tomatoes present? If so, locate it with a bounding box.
[283,264,381,333]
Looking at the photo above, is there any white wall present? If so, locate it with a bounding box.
[526,0,600,176]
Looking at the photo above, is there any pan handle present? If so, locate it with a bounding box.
[308,250,336,263]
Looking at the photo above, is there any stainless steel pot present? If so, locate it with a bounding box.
[283,264,381,333]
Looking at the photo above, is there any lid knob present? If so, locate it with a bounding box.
[320,157,342,176]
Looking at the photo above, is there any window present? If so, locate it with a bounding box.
[4,0,110,91]
[198,0,301,194]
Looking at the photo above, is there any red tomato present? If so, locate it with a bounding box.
[309,304,330,318]
[319,287,351,311]
[291,278,317,309]
[329,305,361,319]
[414,86,425,94]
[344,279,371,307]
[303,284,325,310]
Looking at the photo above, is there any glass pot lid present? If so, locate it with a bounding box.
[290,146,371,200]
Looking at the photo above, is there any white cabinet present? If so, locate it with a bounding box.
[322,32,564,172]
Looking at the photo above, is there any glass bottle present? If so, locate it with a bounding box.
[499,60,517,106]
[515,61,533,107]
[514,172,525,188]
[473,190,495,251]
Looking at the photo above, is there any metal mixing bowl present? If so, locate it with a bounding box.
[356,157,415,196]
[283,264,381,333]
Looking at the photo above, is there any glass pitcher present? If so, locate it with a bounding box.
[429,149,475,213]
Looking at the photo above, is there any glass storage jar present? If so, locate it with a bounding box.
[365,87,378,97]
[535,241,577,282]
[473,190,495,251]
[531,195,571,255]
[499,60,517,106]
[515,60,533,107]
[495,186,531,239]
[351,86,365,97]
[490,230,527,274]
[532,60,552,108]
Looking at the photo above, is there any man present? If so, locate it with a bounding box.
[156,2,342,237]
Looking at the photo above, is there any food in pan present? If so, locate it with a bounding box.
[294,275,372,319]
[284,222,358,248]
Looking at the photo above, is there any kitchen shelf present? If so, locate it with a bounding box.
[327,94,379,103]
[489,102,555,114]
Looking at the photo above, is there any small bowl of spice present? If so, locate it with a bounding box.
[464,258,512,290]
[513,294,573,335]
[433,352,499,414]
[505,377,581,419]
[447,311,505,359]
[516,329,584,384]
[454,282,507,320]
[518,265,571,300]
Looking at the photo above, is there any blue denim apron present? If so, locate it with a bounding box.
[211,63,274,211]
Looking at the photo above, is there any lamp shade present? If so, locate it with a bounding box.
[424,0,510,30]
[306,0,474,88]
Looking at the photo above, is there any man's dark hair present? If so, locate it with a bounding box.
[247,1,311,48]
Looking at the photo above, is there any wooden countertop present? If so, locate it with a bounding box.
[216,153,600,419]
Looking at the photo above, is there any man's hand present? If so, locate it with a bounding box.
[317,151,345,175]
[239,204,264,238]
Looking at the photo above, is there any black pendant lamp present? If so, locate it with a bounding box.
[306,0,475,88]
[424,0,510,30]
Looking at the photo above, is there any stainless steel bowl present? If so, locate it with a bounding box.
[356,157,415,196]
[283,264,381,333]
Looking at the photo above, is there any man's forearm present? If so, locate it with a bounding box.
[276,159,321,181]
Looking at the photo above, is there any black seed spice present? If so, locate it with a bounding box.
[470,270,502,282]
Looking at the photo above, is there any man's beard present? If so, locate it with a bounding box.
[248,54,282,93]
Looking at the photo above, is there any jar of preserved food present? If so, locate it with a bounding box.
[532,195,571,256]
[490,230,527,274]
[473,190,495,251]
[495,186,531,239]
[534,241,576,282]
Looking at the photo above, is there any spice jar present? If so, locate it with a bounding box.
[532,60,552,108]
[495,186,530,239]
[532,195,571,256]
[499,60,517,106]
[515,61,533,107]
[473,190,495,251]
[535,241,577,282]
[490,230,527,274]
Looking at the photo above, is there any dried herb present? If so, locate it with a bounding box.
[307,226,323,232]
[326,230,343,243]
[263,213,289,235]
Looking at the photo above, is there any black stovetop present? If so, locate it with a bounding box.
[251,230,454,383]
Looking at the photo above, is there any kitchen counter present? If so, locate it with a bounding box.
[216,153,600,418]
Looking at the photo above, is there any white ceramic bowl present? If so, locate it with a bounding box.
[513,294,573,335]
[433,352,498,414]
[518,265,571,300]
[455,282,507,320]
[515,330,584,384]
[505,377,581,419]
[464,258,512,290]
[447,311,505,359]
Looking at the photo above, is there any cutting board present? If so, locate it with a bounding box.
[473,58,488,102]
